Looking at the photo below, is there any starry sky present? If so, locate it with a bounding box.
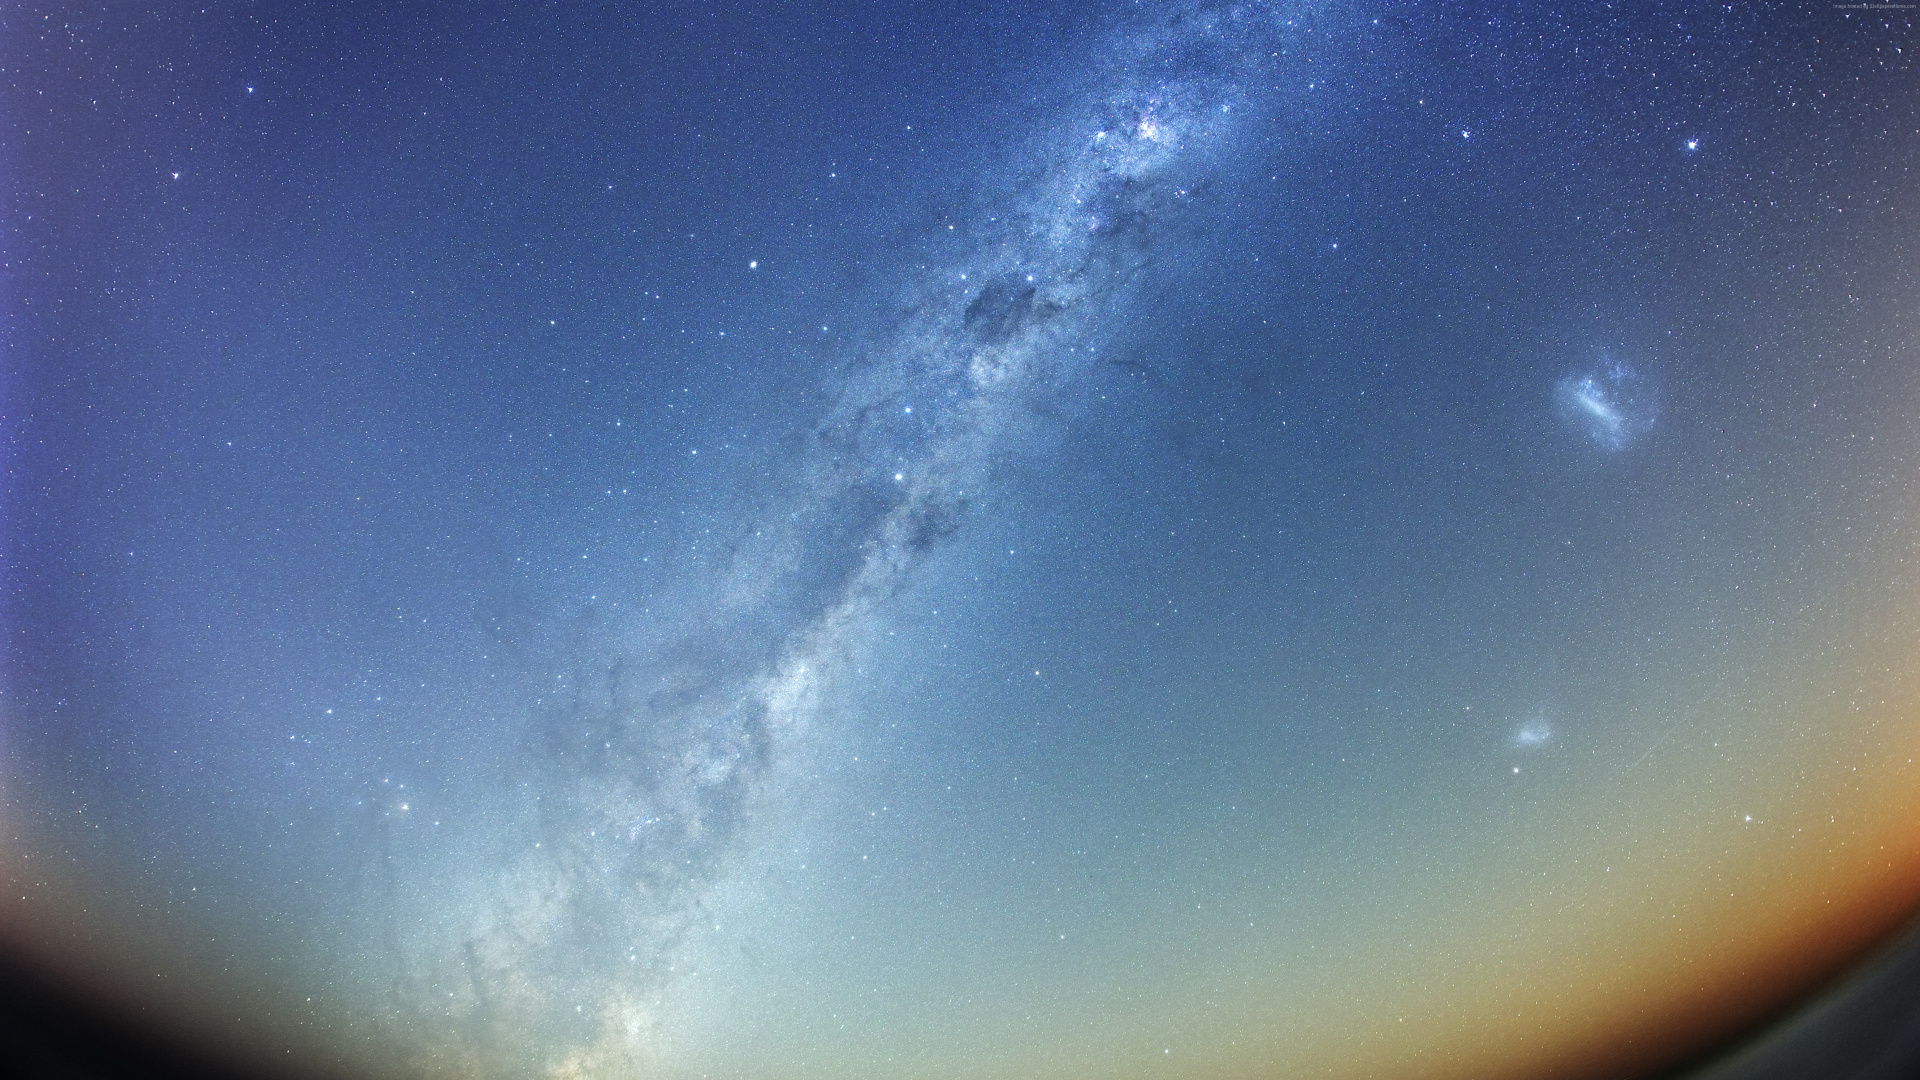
[6,3,1920,1078]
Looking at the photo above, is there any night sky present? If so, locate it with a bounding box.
[7,3,1920,1078]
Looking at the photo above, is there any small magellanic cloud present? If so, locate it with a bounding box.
[1513,720,1553,747]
